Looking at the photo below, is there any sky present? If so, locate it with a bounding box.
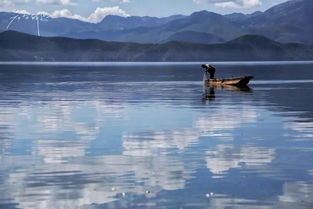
[0,0,288,23]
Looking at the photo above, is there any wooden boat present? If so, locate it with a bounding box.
[203,74,253,87]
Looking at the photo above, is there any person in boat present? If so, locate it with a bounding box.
[202,64,215,79]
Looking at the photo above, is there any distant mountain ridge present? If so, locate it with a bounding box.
[0,0,312,44]
[1,31,313,61]
[161,31,225,44]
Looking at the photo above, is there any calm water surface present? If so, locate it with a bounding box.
[0,62,313,209]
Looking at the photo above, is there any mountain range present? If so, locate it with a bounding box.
[0,0,312,45]
[1,30,313,61]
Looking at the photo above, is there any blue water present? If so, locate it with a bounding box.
[0,62,313,209]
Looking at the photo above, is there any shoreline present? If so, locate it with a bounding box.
[1,60,313,67]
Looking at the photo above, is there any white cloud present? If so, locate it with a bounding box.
[36,6,129,23]
[215,1,241,8]
[87,6,129,23]
[216,0,261,8]
[93,0,129,3]
[14,9,31,14]
[47,9,87,21]
[36,0,76,6]
[14,0,31,3]
[36,11,52,16]
[194,0,262,9]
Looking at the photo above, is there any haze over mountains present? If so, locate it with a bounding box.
[0,0,312,45]
[1,30,313,61]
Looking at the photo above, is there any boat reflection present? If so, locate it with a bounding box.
[203,85,253,101]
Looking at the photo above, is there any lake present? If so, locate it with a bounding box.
[0,61,313,209]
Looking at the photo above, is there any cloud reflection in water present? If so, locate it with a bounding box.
[0,64,313,209]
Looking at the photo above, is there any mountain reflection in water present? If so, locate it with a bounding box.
[0,62,313,209]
